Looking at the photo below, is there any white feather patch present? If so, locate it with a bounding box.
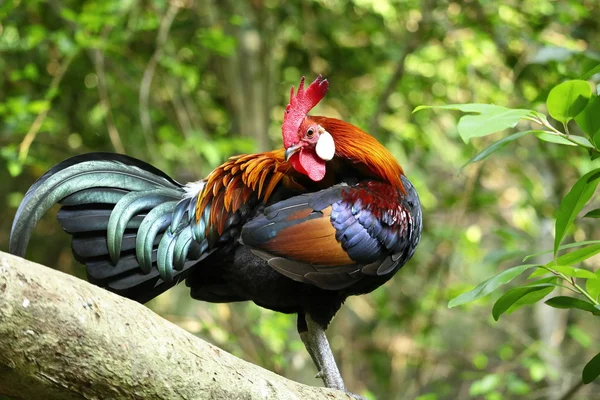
[315,131,335,161]
[184,180,206,198]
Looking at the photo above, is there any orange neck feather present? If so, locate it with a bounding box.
[311,116,406,194]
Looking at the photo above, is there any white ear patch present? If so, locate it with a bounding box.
[315,131,335,161]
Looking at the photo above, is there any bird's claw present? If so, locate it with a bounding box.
[314,370,324,379]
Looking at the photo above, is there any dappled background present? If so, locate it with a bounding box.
[1,0,600,399]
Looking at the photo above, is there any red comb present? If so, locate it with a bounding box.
[282,75,329,147]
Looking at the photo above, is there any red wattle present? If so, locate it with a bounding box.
[299,149,326,181]
[290,153,308,176]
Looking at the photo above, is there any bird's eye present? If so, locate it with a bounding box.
[306,128,315,138]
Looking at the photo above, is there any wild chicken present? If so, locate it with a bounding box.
[10,76,422,395]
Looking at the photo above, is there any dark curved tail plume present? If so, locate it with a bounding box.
[9,153,208,303]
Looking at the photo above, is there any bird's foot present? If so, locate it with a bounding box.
[312,366,366,400]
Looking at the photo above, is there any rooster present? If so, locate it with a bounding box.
[10,76,422,395]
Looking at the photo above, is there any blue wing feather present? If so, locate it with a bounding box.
[242,176,422,289]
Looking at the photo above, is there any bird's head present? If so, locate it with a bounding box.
[282,75,334,181]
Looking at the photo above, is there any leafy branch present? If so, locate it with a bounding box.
[415,62,600,385]
[18,52,78,164]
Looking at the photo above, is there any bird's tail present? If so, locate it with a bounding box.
[9,153,209,303]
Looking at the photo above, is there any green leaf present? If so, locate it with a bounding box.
[583,209,600,218]
[461,131,533,169]
[197,27,237,57]
[412,104,534,143]
[586,270,600,301]
[555,170,600,256]
[568,135,595,149]
[492,281,556,320]
[523,240,600,261]
[413,103,506,114]
[528,360,547,382]
[457,108,533,143]
[528,265,597,280]
[553,265,598,280]
[545,296,599,313]
[575,96,600,139]
[534,132,577,146]
[7,192,23,209]
[60,7,78,23]
[507,376,531,395]
[27,100,50,114]
[529,244,600,279]
[415,394,437,400]
[569,326,592,348]
[507,286,557,316]
[469,374,500,396]
[582,63,600,79]
[527,267,552,279]
[7,160,22,177]
[582,352,600,384]
[547,80,592,123]
[551,243,600,267]
[594,131,600,150]
[448,264,539,308]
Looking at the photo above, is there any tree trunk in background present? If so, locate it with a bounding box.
[0,251,350,400]
[204,0,285,153]
[533,195,568,397]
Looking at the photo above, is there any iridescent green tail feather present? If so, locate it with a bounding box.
[9,153,209,303]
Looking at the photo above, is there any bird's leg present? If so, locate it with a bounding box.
[297,313,324,378]
[299,313,345,391]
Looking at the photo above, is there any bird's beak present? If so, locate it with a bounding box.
[285,144,302,161]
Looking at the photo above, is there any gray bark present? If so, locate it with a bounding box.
[0,251,350,400]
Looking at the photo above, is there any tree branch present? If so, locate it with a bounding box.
[368,0,434,135]
[139,1,180,158]
[18,52,77,163]
[92,28,126,154]
[367,38,419,135]
[0,251,350,400]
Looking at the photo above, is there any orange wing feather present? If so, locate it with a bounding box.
[258,206,354,266]
[195,149,299,234]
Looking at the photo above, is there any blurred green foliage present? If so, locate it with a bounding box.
[418,69,600,385]
[1,0,600,399]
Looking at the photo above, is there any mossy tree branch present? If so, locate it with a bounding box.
[0,251,350,400]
